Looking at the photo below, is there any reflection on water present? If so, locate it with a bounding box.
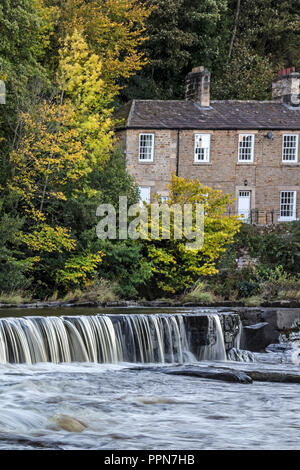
[0,360,299,450]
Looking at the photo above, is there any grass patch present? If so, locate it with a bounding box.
[0,292,31,305]
[240,295,264,307]
[62,278,120,303]
[183,281,217,304]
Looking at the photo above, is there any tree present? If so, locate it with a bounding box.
[141,174,241,296]
[9,100,90,223]
[0,0,47,186]
[122,0,228,100]
[37,0,152,90]
[58,29,115,167]
[212,0,300,99]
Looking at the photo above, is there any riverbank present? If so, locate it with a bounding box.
[1,298,300,310]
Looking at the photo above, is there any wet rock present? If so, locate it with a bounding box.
[227,348,255,362]
[245,370,300,383]
[49,414,87,433]
[241,322,279,352]
[262,309,300,330]
[219,313,241,350]
[136,396,177,404]
[162,367,253,384]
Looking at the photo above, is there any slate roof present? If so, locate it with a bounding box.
[115,99,300,130]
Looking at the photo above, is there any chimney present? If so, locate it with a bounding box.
[185,66,210,107]
[272,67,300,106]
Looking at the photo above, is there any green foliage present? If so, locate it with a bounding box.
[96,240,152,299]
[0,212,36,292]
[55,251,104,291]
[211,222,300,302]
[123,0,227,100]
[123,0,300,101]
[1,0,300,303]
[233,222,300,274]
[0,0,48,187]
[140,174,241,297]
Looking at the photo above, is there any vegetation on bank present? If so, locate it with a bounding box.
[183,222,300,306]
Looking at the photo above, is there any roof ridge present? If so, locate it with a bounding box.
[211,100,278,104]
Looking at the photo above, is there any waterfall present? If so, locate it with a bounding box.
[0,312,230,365]
[196,314,227,361]
[233,320,242,349]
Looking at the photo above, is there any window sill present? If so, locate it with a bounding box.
[138,160,154,164]
[193,161,212,165]
[281,162,300,166]
[236,162,255,165]
[278,217,298,222]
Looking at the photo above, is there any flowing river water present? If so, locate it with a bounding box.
[0,306,299,450]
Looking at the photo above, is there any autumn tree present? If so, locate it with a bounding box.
[37,0,152,90]
[140,175,241,296]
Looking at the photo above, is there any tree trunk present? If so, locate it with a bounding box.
[228,0,241,59]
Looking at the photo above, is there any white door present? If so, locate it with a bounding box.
[238,190,251,221]
[139,186,151,205]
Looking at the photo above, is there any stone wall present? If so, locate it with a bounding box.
[120,128,300,223]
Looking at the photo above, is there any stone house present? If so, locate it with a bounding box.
[116,67,300,224]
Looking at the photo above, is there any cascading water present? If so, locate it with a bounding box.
[0,312,234,365]
[0,314,195,365]
[197,313,227,361]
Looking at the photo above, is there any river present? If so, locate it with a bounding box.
[0,307,299,450]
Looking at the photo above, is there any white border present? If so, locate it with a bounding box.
[138,133,154,162]
[282,134,299,163]
[238,133,255,163]
[278,190,297,221]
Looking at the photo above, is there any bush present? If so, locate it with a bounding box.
[231,221,300,274]
[96,240,152,299]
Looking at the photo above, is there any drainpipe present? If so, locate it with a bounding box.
[176,130,180,176]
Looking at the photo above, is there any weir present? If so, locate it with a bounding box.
[0,312,241,365]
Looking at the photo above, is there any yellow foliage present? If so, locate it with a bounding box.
[143,174,241,294]
[58,30,114,166]
[9,101,90,221]
[55,251,105,290]
[21,225,76,253]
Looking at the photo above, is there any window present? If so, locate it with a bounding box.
[282,135,298,162]
[280,191,297,221]
[238,134,254,162]
[139,186,151,205]
[139,134,154,161]
[194,134,210,162]
[160,195,168,204]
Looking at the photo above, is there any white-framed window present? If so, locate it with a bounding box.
[238,134,255,162]
[139,134,154,161]
[279,191,297,221]
[194,134,210,162]
[282,134,298,163]
[139,186,151,205]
